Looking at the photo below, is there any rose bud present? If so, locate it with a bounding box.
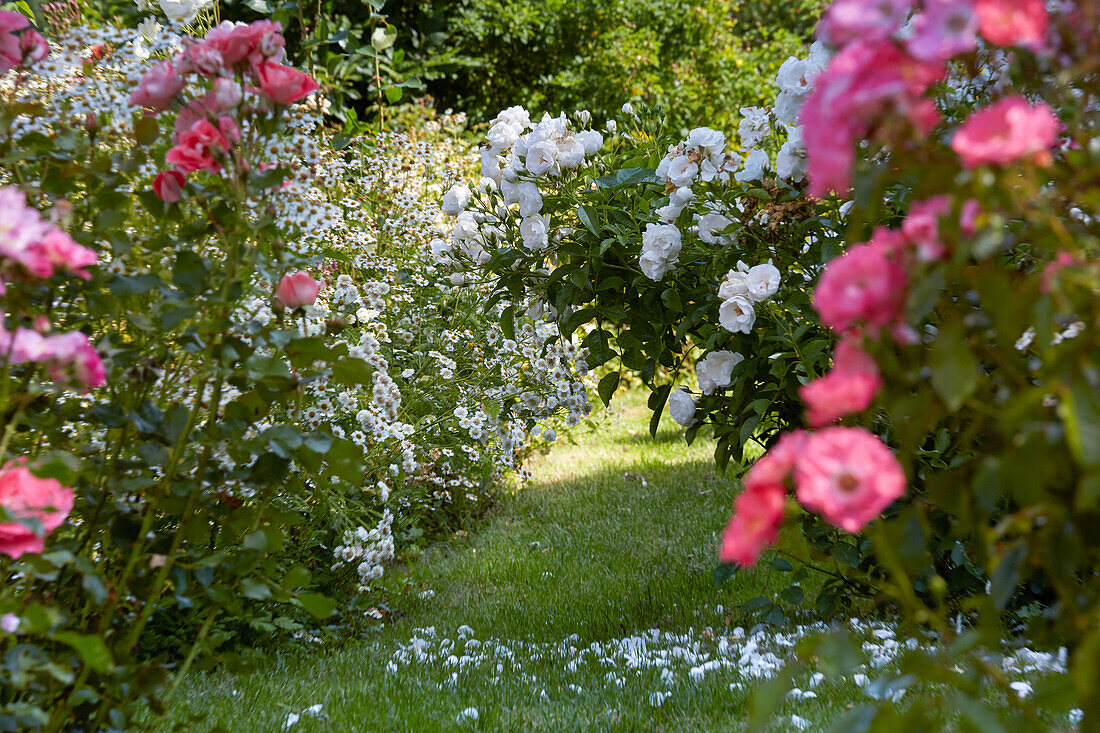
[153,170,186,202]
[276,270,322,309]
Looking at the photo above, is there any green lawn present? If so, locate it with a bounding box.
[161,391,1075,732]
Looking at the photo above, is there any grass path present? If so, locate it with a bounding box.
[164,393,808,730]
[164,392,1079,731]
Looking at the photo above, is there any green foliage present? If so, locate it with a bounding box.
[388,0,826,134]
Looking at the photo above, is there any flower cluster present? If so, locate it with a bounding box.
[720,427,905,566]
[131,18,317,184]
[802,0,1059,196]
[717,261,781,335]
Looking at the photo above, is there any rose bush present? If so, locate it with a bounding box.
[0,8,587,728]
[447,0,1098,725]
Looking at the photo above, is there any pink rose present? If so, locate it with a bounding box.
[816,0,915,46]
[801,40,944,197]
[276,270,322,308]
[154,170,186,202]
[165,119,230,174]
[742,430,807,493]
[187,42,224,76]
[42,331,106,388]
[812,231,908,333]
[800,338,882,428]
[130,59,185,112]
[204,19,284,67]
[213,77,243,110]
[975,0,1048,47]
[906,0,979,61]
[0,10,29,73]
[901,195,951,261]
[254,61,318,105]
[0,465,75,558]
[719,483,786,567]
[33,228,97,280]
[951,96,1060,169]
[793,427,906,533]
[18,29,48,65]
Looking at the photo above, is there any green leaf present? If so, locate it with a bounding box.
[172,251,207,296]
[371,25,397,51]
[241,578,272,600]
[990,542,1027,610]
[597,372,620,407]
[295,591,337,619]
[1059,377,1100,467]
[54,632,112,672]
[930,318,978,410]
[384,85,402,103]
[577,206,598,235]
[243,530,268,552]
[332,357,374,385]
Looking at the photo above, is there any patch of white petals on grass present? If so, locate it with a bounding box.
[377,618,1075,725]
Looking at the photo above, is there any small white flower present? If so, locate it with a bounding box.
[0,613,19,633]
[520,214,550,251]
[621,102,635,116]
[575,129,603,155]
[457,707,479,722]
[525,141,558,176]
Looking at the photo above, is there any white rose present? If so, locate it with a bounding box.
[500,179,519,205]
[735,149,771,183]
[738,106,771,148]
[717,265,749,300]
[745,263,781,302]
[696,350,744,395]
[525,141,558,176]
[492,105,532,130]
[159,0,210,24]
[668,387,697,427]
[698,213,733,245]
[670,186,694,208]
[773,91,803,127]
[429,238,452,260]
[452,211,479,241]
[487,121,520,153]
[575,129,603,155]
[655,202,684,223]
[719,295,756,334]
[639,223,682,281]
[576,109,591,124]
[441,183,471,216]
[776,57,818,96]
[520,214,550,251]
[685,126,726,157]
[666,155,699,188]
[480,149,502,183]
[516,182,543,217]
[621,102,635,115]
[556,136,586,169]
[606,119,618,133]
[776,126,807,182]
